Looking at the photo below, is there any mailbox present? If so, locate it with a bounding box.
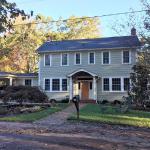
[72,95,80,120]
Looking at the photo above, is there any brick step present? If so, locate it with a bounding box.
[80,99,96,104]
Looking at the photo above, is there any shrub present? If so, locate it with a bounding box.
[1,86,48,104]
[0,107,8,115]
[100,100,109,104]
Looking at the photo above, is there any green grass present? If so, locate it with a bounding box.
[69,104,150,128]
[0,103,69,122]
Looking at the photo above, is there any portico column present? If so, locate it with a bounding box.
[69,77,73,100]
[9,78,13,86]
[93,76,97,101]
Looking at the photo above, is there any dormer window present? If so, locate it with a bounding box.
[122,50,131,64]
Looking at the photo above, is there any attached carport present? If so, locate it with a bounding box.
[0,72,16,88]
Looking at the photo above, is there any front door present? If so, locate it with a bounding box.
[81,81,89,100]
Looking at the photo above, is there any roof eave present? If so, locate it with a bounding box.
[37,46,141,53]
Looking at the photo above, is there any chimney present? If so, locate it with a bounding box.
[46,36,52,42]
[131,27,136,36]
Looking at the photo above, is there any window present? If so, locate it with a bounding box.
[123,50,130,64]
[45,54,51,66]
[61,53,68,66]
[62,79,67,91]
[102,52,110,64]
[75,53,81,65]
[112,78,121,91]
[78,82,80,90]
[90,82,93,90]
[45,79,50,91]
[89,52,95,64]
[124,78,130,91]
[103,78,109,91]
[25,79,32,86]
[52,79,60,91]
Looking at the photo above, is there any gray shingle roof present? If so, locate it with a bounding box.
[37,36,141,53]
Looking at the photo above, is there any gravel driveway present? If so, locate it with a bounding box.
[0,104,149,150]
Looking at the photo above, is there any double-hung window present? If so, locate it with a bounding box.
[122,50,130,64]
[62,79,68,91]
[75,53,81,65]
[103,78,109,91]
[61,53,68,66]
[124,78,130,91]
[52,79,60,91]
[89,52,95,64]
[102,51,110,64]
[112,78,121,91]
[45,54,51,66]
[25,79,32,86]
[45,79,50,91]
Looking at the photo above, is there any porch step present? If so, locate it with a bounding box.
[80,99,96,104]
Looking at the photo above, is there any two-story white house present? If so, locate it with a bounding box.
[37,29,141,103]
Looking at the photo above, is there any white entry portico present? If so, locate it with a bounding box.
[68,69,98,102]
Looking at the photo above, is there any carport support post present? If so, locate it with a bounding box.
[9,78,13,86]
[93,77,97,101]
[69,77,73,100]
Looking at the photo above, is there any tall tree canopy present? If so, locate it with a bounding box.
[0,0,27,33]
[113,0,150,107]
[0,15,100,73]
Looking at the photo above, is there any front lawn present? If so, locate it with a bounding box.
[0,103,69,122]
[69,104,150,128]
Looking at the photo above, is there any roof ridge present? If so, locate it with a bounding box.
[45,35,138,43]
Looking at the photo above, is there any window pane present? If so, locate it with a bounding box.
[123,51,129,63]
[89,53,94,64]
[78,82,80,90]
[52,79,60,91]
[75,53,81,64]
[45,54,50,66]
[90,82,92,90]
[45,79,50,91]
[112,78,121,91]
[103,52,109,64]
[124,78,130,91]
[62,54,68,66]
[62,79,67,91]
[103,78,109,91]
[25,79,32,86]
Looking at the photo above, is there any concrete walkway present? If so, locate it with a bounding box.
[34,103,86,126]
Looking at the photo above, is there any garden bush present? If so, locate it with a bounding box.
[1,86,48,104]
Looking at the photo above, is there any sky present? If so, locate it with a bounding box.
[8,0,143,37]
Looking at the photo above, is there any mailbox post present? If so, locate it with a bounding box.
[72,95,80,120]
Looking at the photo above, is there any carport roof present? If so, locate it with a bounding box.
[0,72,38,78]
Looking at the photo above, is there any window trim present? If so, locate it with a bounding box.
[62,78,68,91]
[44,54,51,66]
[102,51,111,65]
[61,53,69,66]
[44,78,51,91]
[74,52,82,65]
[44,78,68,92]
[52,78,60,92]
[24,79,32,86]
[102,78,110,92]
[102,76,130,92]
[122,50,131,64]
[88,52,95,64]
[112,78,121,91]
